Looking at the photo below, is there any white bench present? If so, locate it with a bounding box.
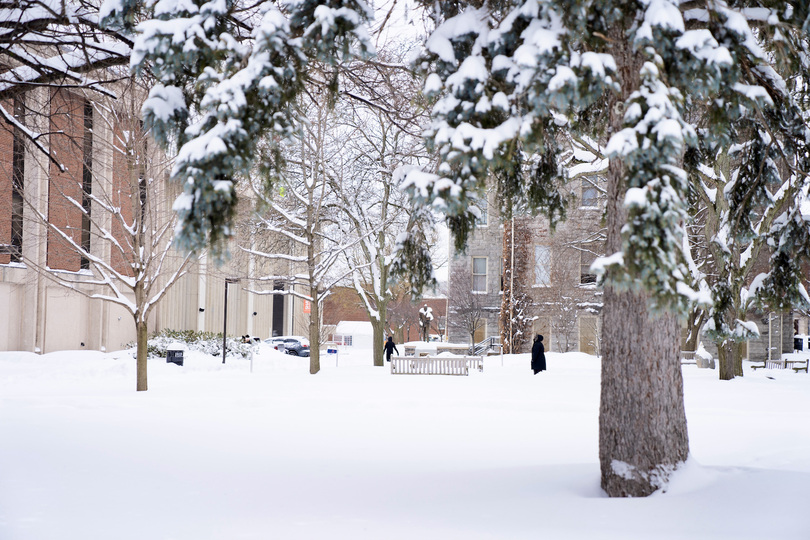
[390,355,483,376]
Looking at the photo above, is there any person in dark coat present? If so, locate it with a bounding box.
[531,334,546,374]
[383,336,399,362]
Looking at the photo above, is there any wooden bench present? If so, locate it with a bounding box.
[390,355,483,376]
[680,351,697,365]
[751,355,809,373]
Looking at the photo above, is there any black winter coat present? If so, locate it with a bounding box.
[531,339,546,374]
[383,341,399,359]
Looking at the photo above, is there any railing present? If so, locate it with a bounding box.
[390,355,483,376]
[473,336,500,356]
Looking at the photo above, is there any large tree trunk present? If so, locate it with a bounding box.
[683,308,706,353]
[717,339,744,380]
[599,288,688,496]
[599,33,689,496]
[136,318,148,392]
[371,316,385,367]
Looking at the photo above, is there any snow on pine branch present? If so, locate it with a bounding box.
[106,0,374,256]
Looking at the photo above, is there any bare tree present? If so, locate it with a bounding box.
[331,58,431,365]
[16,75,193,391]
[242,94,367,374]
[448,267,487,350]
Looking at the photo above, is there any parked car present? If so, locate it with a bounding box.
[264,336,311,357]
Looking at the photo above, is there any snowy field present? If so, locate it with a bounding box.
[1,347,808,540]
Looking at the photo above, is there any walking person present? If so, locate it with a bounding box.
[531,334,546,374]
[383,336,399,362]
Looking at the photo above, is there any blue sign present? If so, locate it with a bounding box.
[327,348,337,354]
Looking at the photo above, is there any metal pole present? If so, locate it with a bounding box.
[222,280,229,364]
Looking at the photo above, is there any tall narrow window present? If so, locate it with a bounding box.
[137,119,147,226]
[580,251,597,284]
[472,257,487,293]
[581,177,599,208]
[272,280,285,337]
[534,245,551,287]
[10,98,24,262]
[80,100,93,270]
[582,188,598,208]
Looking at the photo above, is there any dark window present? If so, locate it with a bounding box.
[580,251,597,285]
[272,281,285,337]
[10,98,24,262]
[80,100,93,270]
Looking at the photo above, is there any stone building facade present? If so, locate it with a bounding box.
[446,177,798,361]
[447,176,605,354]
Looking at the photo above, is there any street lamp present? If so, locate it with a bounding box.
[223,277,239,364]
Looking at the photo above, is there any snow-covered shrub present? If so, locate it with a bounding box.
[128,330,254,360]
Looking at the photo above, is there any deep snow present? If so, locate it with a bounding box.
[1,347,808,539]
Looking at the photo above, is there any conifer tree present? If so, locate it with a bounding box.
[407,0,810,496]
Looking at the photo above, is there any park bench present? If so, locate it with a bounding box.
[751,354,809,373]
[390,355,483,376]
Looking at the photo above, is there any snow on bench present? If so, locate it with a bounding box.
[390,355,483,376]
[751,354,809,373]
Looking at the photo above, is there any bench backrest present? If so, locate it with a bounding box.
[390,356,483,376]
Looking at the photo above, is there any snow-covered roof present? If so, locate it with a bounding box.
[335,321,373,335]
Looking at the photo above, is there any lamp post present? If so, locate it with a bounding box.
[223,277,239,364]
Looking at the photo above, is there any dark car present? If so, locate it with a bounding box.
[264,336,311,357]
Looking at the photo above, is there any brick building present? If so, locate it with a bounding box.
[321,286,447,343]
[0,86,307,353]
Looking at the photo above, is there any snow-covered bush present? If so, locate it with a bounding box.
[129,330,254,360]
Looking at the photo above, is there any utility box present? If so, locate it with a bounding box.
[167,342,186,366]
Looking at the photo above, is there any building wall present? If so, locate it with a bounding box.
[0,98,14,262]
[447,179,605,352]
[0,87,303,353]
[47,89,87,272]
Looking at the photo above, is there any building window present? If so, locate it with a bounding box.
[80,100,93,270]
[581,177,599,208]
[10,98,25,262]
[534,246,550,287]
[581,186,598,208]
[580,251,597,285]
[473,195,488,226]
[472,257,487,293]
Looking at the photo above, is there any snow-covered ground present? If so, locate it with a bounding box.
[1,347,808,540]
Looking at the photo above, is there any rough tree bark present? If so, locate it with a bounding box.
[135,319,148,392]
[371,318,385,367]
[309,287,321,375]
[598,34,689,497]
[717,338,745,380]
